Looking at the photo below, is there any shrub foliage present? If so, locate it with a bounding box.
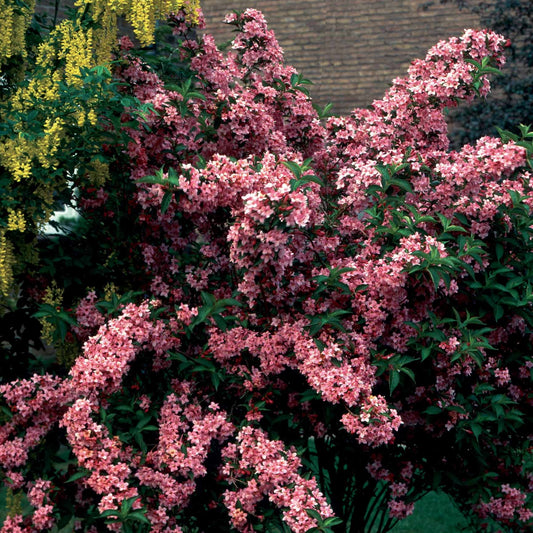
[0,3,532,533]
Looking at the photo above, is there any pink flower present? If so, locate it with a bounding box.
[32,504,55,531]
[494,367,511,387]
[388,499,414,519]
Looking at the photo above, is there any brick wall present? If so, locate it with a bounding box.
[35,1,481,115]
[35,0,74,20]
[201,1,481,114]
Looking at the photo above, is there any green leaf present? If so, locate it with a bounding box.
[389,178,413,193]
[323,516,343,527]
[465,58,481,69]
[428,267,441,289]
[389,370,400,395]
[127,512,151,524]
[161,190,173,213]
[469,423,482,441]
[290,174,325,192]
[167,167,180,185]
[282,160,303,178]
[137,174,165,186]
[313,102,334,120]
[305,508,323,522]
[400,366,416,383]
[200,291,216,307]
[420,347,433,361]
[299,389,321,402]
[65,469,89,483]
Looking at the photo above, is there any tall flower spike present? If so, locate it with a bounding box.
[0,231,15,297]
[0,0,36,64]
[75,0,201,47]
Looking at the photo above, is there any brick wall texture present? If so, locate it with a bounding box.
[36,1,482,115]
[35,0,74,20]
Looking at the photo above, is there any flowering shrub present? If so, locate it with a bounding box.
[1,4,533,533]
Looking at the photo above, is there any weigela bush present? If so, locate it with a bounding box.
[1,5,532,533]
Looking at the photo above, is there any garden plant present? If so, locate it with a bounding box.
[0,1,532,532]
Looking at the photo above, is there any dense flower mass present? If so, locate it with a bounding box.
[222,426,335,533]
[0,5,532,533]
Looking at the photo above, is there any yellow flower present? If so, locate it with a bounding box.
[87,109,98,126]
[0,0,35,64]
[129,0,201,45]
[5,488,22,518]
[93,5,118,64]
[0,2,16,62]
[0,231,15,297]
[75,0,201,47]
[0,118,64,183]
[104,282,120,300]
[40,281,64,344]
[0,137,32,182]
[88,158,109,187]
[37,118,64,169]
[128,0,155,47]
[75,110,86,127]
[6,209,26,232]
[58,21,96,86]
[10,76,60,111]
[33,184,55,228]
[35,38,58,69]
[56,338,80,368]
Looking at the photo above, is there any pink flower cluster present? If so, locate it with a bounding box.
[61,397,139,521]
[0,301,179,531]
[69,301,176,396]
[134,388,234,531]
[222,426,334,533]
[477,484,533,524]
[73,290,106,340]
[0,374,65,470]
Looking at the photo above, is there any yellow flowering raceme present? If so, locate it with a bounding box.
[10,73,62,112]
[104,281,120,301]
[0,230,15,297]
[93,4,118,64]
[88,158,110,187]
[0,137,33,182]
[5,488,22,518]
[37,118,64,169]
[1,0,202,186]
[3,0,203,184]
[75,0,201,47]
[130,0,201,45]
[40,281,64,344]
[0,0,201,288]
[58,20,95,86]
[0,118,63,184]
[0,0,35,64]
[33,184,56,228]
[6,209,26,232]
